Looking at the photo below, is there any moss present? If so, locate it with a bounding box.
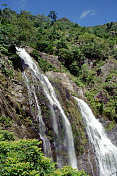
[85,82,117,121]
[49,78,88,155]
[0,116,13,128]
[0,61,14,79]
[105,121,116,131]
[31,49,61,73]
[67,99,88,154]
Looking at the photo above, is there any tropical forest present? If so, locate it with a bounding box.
[0,5,117,176]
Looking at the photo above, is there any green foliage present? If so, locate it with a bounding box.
[106,21,113,31]
[31,49,60,72]
[54,166,89,176]
[0,116,12,127]
[0,138,53,175]
[1,64,14,78]
[0,5,117,123]
[48,11,58,23]
[78,64,95,85]
[0,45,8,56]
[105,121,115,131]
[0,129,14,141]
[85,74,117,121]
[0,61,14,78]
[0,132,89,176]
[112,48,117,60]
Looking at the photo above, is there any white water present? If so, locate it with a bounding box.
[16,47,77,169]
[42,75,77,169]
[74,97,117,176]
[23,72,52,158]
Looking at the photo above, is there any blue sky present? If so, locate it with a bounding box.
[0,0,117,26]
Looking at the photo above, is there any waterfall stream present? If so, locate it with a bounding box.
[74,97,117,176]
[23,72,53,158]
[16,47,77,169]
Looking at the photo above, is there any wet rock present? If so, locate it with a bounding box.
[46,71,85,98]
[77,145,99,176]
[99,118,117,146]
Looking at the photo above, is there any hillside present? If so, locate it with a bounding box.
[0,7,117,123]
[0,7,117,176]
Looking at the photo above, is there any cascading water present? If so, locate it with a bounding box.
[23,72,52,158]
[16,47,77,169]
[74,97,117,176]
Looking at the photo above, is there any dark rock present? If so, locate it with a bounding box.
[96,89,109,104]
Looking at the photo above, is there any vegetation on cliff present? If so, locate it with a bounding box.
[0,6,116,123]
[0,5,116,175]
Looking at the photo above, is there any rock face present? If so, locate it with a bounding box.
[77,148,99,176]
[25,46,62,70]
[0,55,94,175]
[107,124,117,146]
[100,58,117,81]
[0,80,39,139]
[0,56,39,139]
[100,118,117,146]
[0,52,117,176]
[45,71,99,175]
[96,89,109,104]
[46,71,85,99]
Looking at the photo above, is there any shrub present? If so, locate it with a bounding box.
[0,132,89,176]
[0,129,14,141]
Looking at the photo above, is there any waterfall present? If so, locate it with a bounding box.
[16,47,77,169]
[23,72,53,158]
[74,97,117,176]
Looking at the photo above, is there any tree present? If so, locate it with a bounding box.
[0,130,89,176]
[106,21,113,31]
[48,10,58,23]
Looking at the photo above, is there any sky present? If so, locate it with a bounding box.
[0,0,117,27]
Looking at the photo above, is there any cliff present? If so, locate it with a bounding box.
[0,47,116,175]
[0,7,117,175]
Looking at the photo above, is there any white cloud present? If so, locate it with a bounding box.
[80,10,90,19]
[80,10,96,19]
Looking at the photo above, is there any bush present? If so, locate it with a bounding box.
[0,132,89,176]
[0,116,12,127]
[0,129,14,141]
[31,49,60,72]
